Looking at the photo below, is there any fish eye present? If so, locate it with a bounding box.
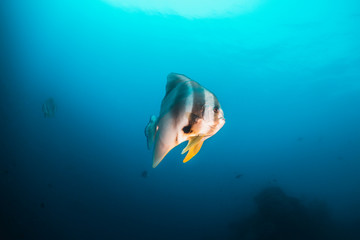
[213,107,219,113]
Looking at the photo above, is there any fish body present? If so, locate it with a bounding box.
[145,73,225,168]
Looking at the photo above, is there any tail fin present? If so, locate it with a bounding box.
[145,115,158,150]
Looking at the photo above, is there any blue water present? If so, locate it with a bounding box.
[1,0,360,239]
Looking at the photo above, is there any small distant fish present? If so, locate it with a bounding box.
[145,73,225,168]
[235,174,243,179]
[141,171,148,178]
[40,202,45,208]
[297,137,303,142]
[42,98,56,118]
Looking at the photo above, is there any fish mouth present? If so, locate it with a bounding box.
[219,117,226,126]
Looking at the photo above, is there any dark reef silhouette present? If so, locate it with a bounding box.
[229,186,360,240]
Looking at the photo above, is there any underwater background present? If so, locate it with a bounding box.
[1,0,360,239]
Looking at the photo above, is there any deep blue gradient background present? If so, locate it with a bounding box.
[1,0,360,239]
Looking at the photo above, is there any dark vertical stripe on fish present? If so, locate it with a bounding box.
[182,81,205,133]
[207,94,220,136]
[191,81,206,119]
[214,95,221,122]
[170,82,191,126]
[213,94,220,110]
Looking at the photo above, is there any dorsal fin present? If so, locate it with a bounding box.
[166,73,191,95]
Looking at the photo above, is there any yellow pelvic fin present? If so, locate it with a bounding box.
[181,136,202,154]
[182,136,204,163]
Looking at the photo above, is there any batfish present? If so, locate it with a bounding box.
[145,73,225,168]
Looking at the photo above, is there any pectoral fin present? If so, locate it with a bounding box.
[145,115,158,150]
[182,136,205,163]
